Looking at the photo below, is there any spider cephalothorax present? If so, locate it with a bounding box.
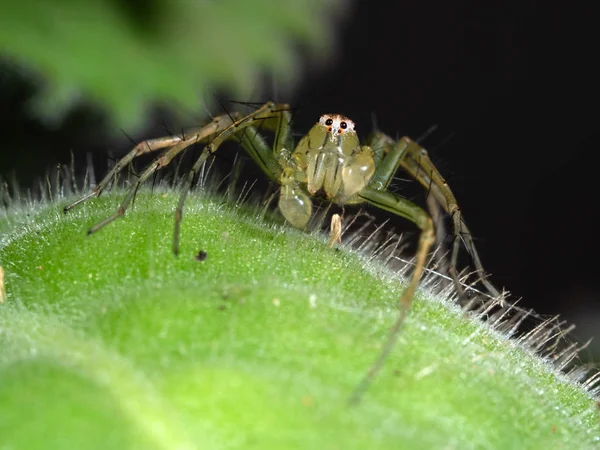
[277,112,375,229]
[64,101,499,401]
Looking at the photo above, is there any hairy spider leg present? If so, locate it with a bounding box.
[395,138,501,299]
[83,115,242,235]
[348,189,435,403]
[63,115,239,213]
[368,132,501,299]
[172,102,293,255]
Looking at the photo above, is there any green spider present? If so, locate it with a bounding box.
[64,101,499,401]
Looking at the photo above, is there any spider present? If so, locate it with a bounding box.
[64,101,500,402]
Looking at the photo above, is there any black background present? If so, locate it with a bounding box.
[1,1,599,354]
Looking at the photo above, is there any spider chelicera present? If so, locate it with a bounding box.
[64,101,499,401]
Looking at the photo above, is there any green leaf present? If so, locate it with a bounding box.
[1,190,599,449]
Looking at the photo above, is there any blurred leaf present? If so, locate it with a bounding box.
[0,0,346,128]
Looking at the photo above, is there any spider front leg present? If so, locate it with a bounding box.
[350,186,435,402]
[369,132,501,299]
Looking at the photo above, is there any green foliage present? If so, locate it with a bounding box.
[0,0,342,128]
[1,191,599,449]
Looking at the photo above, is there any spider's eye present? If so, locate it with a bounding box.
[325,118,333,126]
[340,121,347,129]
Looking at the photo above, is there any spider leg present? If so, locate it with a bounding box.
[87,128,231,236]
[63,136,182,212]
[350,186,435,403]
[368,133,501,299]
[396,138,501,299]
[172,102,293,255]
[64,115,239,212]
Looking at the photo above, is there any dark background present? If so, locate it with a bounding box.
[2,1,599,354]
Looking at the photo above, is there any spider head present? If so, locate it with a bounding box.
[319,114,356,141]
